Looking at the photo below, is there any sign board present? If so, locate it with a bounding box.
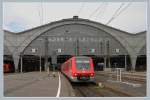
[76,60,89,63]
[31,48,37,53]
[115,48,120,53]
[57,48,62,53]
[90,48,95,53]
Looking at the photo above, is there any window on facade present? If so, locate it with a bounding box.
[82,37,85,42]
[60,37,64,41]
[56,37,59,42]
[69,37,72,41]
[51,37,56,41]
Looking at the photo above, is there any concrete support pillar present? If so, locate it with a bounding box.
[12,52,20,72]
[130,55,137,71]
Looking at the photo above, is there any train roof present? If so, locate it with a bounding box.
[73,56,91,59]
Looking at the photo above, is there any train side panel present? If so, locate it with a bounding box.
[61,59,72,79]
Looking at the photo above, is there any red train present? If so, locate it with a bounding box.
[3,63,12,73]
[61,56,95,82]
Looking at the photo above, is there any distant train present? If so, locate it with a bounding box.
[61,56,95,82]
[3,61,15,73]
[3,63,12,73]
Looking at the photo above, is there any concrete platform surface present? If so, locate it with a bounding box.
[4,71,75,97]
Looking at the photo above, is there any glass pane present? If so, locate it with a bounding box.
[76,57,90,70]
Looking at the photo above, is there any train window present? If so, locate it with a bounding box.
[76,58,90,70]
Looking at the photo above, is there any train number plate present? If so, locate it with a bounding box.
[80,76,89,80]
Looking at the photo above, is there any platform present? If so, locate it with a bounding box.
[4,71,75,97]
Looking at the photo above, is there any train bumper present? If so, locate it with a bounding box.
[70,76,95,82]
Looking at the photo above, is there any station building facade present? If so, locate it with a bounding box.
[4,16,146,72]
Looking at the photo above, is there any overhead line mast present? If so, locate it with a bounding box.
[38,0,44,26]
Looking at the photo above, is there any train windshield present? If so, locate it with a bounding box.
[76,58,90,70]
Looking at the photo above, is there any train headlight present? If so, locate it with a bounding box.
[90,73,94,77]
[74,73,77,76]
[73,73,77,77]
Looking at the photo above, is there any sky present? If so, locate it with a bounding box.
[3,2,147,34]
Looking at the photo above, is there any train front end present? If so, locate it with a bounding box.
[71,56,95,82]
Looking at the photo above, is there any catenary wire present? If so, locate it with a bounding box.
[106,3,125,25]
[88,3,104,19]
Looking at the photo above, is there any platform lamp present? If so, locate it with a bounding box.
[106,40,110,68]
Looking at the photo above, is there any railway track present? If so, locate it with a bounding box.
[96,72,146,83]
[94,74,146,97]
[62,71,145,97]
[72,82,101,97]
[71,82,133,97]
[62,70,146,97]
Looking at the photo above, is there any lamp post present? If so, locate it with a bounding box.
[76,37,79,56]
[40,55,42,73]
[52,50,57,77]
[103,40,107,71]
[115,48,120,70]
[44,37,49,72]
[20,52,23,73]
[39,39,42,73]
[100,41,103,56]
[125,55,127,71]
[44,36,51,75]
[106,40,110,68]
